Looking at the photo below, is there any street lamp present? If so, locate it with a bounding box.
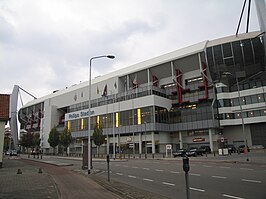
[223,71,249,161]
[88,55,115,174]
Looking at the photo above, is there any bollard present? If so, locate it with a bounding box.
[38,168,43,173]
[213,151,215,157]
[205,152,207,157]
[139,154,141,159]
[106,155,110,182]
[17,169,22,174]
[152,154,154,159]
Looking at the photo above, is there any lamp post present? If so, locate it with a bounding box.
[223,71,249,161]
[88,55,115,174]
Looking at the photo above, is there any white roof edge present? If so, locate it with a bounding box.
[22,31,262,108]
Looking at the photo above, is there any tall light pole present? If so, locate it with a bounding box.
[88,55,115,174]
[223,71,249,161]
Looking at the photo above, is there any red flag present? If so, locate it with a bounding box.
[132,75,138,89]
[102,84,107,96]
[152,75,158,87]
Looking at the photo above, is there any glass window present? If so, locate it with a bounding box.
[248,111,254,117]
[251,95,258,103]
[245,96,252,104]
[232,98,239,106]
[213,45,223,65]
[222,43,232,58]
[242,39,254,65]
[257,94,264,103]
[232,41,244,66]
[262,109,266,116]
[254,110,261,117]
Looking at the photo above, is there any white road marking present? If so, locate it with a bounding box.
[170,171,180,174]
[240,168,253,171]
[189,173,201,176]
[162,182,175,186]
[143,178,153,182]
[220,166,231,169]
[222,194,245,199]
[241,179,262,183]
[212,175,227,179]
[116,173,123,176]
[189,187,205,192]
[155,169,164,172]
[143,168,150,170]
[132,166,138,169]
[203,165,212,168]
[128,175,137,179]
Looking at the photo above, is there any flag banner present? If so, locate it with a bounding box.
[97,86,99,94]
[132,75,138,89]
[152,75,158,87]
[114,82,117,89]
[102,84,107,96]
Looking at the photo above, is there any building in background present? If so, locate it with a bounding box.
[0,94,10,167]
[18,30,266,155]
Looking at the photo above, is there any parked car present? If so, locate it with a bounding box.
[238,145,250,153]
[199,146,211,154]
[173,149,187,157]
[225,144,236,153]
[186,147,203,157]
[10,150,18,156]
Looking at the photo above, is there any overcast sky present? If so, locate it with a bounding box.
[0,0,261,105]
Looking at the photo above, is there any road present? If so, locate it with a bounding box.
[39,156,266,199]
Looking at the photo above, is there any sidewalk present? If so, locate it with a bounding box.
[0,156,59,199]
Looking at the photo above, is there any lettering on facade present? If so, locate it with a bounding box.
[192,137,205,142]
[66,110,95,121]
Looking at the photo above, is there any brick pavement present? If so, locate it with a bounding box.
[0,157,58,199]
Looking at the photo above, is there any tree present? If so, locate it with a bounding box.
[33,133,41,148]
[20,132,34,153]
[60,127,72,156]
[48,127,60,154]
[92,124,105,156]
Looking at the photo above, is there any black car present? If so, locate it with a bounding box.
[238,145,250,153]
[173,149,187,157]
[199,146,211,154]
[186,147,203,157]
[226,144,236,153]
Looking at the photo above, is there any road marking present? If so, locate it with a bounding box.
[132,166,138,169]
[155,169,164,172]
[203,165,212,168]
[170,171,180,174]
[240,168,253,171]
[123,165,128,167]
[241,179,262,183]
[162,182,175,186]
[143,178,153,182]
[212,175,227,179]
[220,166,231,169]
[143,168,150,170]
[128,175,137,179]
[116,173,123,176]
[189,173,201,176]
[115,164,120,167]
[222,194,245,199]
[189,187,205,192]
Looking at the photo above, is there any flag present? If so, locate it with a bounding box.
[114,82,117,89]
[102,84,107,96]
[152,75,158,87]
[132,75,138,89]
[97,86,99,94]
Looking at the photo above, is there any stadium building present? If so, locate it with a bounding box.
[18,29,266,155]
[17,0,266,156]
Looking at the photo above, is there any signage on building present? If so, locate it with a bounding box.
[126,137,132,142]
[65,109,95,121]
[193,137,205,142]
[166,144,172,150]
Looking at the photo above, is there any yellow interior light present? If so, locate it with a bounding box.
[116,112,119,127]
[137,108,141,124]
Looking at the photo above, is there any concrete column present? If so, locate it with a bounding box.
[209,129,214,152]
[139,133,142,154]
[106,135,110,154]
[151,132,155,154]
[179,132,183,149]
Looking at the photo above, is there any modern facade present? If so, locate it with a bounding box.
[18,30,266,155]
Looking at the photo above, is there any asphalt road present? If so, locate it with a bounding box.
[38,156,266,199]
[93,159,266,199]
